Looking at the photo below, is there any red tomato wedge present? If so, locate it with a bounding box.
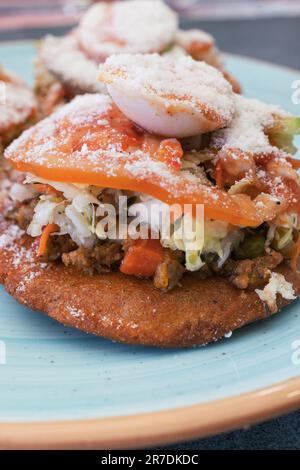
[155,138,183,170]
[4,95,287,227]
[120,239,164,277]
[286,156,300,169]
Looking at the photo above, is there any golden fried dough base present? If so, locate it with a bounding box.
[0,216,299,348]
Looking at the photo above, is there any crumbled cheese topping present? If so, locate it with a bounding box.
[6,93,112,157]
[212,94,285,154]
[162,45,187,60]
[175,29,223,68]
[0,224,24,249]
[40,34,107,94]
[0,224,48,295]
[176,29,215,49]
[255,272,296,313]
[66,305,85,320]
[0,81,37,132]
[78,0,178,58]
[16,271,41,294]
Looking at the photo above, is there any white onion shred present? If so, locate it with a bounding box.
[255,272,296,313]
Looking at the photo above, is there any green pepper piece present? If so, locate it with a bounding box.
[235,235,265,260]
[268,116,300,154]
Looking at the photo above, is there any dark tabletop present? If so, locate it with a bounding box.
[1,15,300,450]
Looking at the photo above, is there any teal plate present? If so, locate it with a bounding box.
[0,41,300,449]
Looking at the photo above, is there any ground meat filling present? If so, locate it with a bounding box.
[154,251,185,291]
[62,242,124,275]
[43,235,77,262]
[5,198,36,230]
[61,241,185,292]
[220,250,283,290]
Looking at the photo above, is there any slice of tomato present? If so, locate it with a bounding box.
[4,96,288,227]
[286,156,300,169]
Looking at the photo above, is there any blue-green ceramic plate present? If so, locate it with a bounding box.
[0,41,300,449]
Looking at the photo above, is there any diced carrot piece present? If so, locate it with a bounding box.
[37,223,59,257]
[120,239,164,277]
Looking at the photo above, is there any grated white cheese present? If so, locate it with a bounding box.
[176,29,215,50]
[212,94,285,154]
[6,93,112,161]
[16,271,41,294]
[0,81,37,132]
[40,34,107,94]
[162,45,187,60]
[66,305,85,320]
[0,224,48,286]
[175,29,222,68]
[0,224,25,249]
[78,0,178,60]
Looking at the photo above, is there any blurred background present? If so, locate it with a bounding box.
[1,1,300,26]
[0,0,299,67]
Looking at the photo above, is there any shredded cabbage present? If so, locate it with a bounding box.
[273,227,293,250]
[10,182,37,202]
[25,175,100,246]
[27,197,62,237]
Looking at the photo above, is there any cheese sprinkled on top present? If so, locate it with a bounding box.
[40,34,107,95]
[175,29,222,68]
[212,95,285,154]
[176,29,215,50]
[78,0,178,61]
[0,77,37,133]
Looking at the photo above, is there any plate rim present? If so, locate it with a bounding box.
[1,43,300,448]
[0,377,300,449]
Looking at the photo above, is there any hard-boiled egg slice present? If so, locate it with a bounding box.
[99,53,235,138]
